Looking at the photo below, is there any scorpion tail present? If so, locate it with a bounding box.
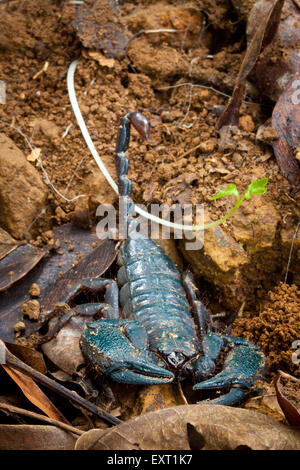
[115,112,150,197]
[115,113,150,236]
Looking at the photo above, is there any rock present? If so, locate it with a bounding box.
[178,195,285,309]
[239,115,255,132]
[179,213,249,309]
[232,197,280,252]
[13,321,25,337]
[32,119,60,140]
[0,134,47,239]
[29,283,41,298]
[87,172,118,213]
[256,124,278,144]
[21,299,40,321]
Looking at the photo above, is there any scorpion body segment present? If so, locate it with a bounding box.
[80,112,266,405]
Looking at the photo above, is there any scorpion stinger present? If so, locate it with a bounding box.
[79,112,266,403]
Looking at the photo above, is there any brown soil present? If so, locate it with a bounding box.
[234,283,300,377]
[0,0,299,433]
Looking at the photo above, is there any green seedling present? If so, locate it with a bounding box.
[200,177,268,231]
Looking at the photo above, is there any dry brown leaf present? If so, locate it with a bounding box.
[274,372,300,427]
[41,315,94,375]
[217,0,285,129]
[0,243,45,293]
[6,342,47,374]
[272,75,300,187]
[75,404,300,450]
[0,425,76,450]
[249,0,300,102]
[2,365,69,424]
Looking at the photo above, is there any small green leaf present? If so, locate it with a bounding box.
[211,183,239,201]
[244,177,268,200]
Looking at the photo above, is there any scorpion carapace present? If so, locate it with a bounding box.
[79,112,266,406]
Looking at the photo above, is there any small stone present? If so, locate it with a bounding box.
[256,125,278,144]
[54,239,61,249]
[239,115,255,132]
[0,134,47,239]
[232,152,243,167]
[32,118,60,139]
[41,230,54,242]
[21,299,40,321]
[199,140,216,153]
[68,244,74,252]
[14,321,25,337]
[29,283,40,297]
[55,206,69,223]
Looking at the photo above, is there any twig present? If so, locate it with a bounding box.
[0,402,84,436]
[2,342,121,427]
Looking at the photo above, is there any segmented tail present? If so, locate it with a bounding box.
[115,112,150,236]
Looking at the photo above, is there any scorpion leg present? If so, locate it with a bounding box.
[49,277,120,319]
[80,319,174,385]
[181,273,223,379]
[193,335,266,405]
[39,279,119,342]
[182,272,212,338]
[39,303,109,344]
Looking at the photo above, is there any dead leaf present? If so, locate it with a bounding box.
[217,0,285,129]
[6,342,47,375]
[274,372,300,427]
[0,224,115,343]
[186,422,206,450]
[2,365,70,424]
[75,404,300,450]
[248,0,300,102]
[40,236,116,316]
[1,341,121,427]
[0,401,83,436]
[0,243,45,292]
[272,75,300,187]
[0,227,19,260]
[244,380,285,422]
[0,425,76,450]
[41,315,95,375]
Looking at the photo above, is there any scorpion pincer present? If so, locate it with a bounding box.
[77,112,266,406]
